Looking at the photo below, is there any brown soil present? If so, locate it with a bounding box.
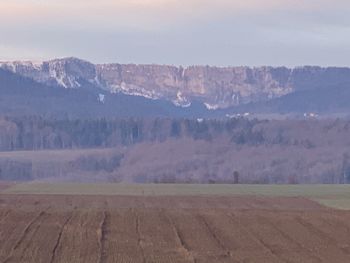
[1,195,350,262]
[0,182,14,192]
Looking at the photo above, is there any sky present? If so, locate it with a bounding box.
[1,0,350,66]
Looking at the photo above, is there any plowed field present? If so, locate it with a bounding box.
[0,183,13,192]
[1,193,350,262]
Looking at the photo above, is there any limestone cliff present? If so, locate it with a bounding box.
[2,57,350,109]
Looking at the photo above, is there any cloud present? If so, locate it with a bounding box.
[2,0,349,29]
[1,0,350,66]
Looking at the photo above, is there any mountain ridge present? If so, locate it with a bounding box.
[2,57,350,110]
[1,57,350,118]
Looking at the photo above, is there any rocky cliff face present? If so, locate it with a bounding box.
[0,58,99,89]
[96,64,295,108]
[1,57,350,109]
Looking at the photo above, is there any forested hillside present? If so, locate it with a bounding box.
[1,116,350,184]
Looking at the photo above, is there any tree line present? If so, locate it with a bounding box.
[0,116,265,151]
[0,115,349,152]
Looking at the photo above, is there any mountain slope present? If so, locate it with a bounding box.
[0,68,212,118]
[233,84,350,114]
[3,57,350,110]
[2,57,350,116]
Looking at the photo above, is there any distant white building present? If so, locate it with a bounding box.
[304,112,318,118]
[225,112,252,119]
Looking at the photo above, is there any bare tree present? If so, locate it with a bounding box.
[233,171,240,184]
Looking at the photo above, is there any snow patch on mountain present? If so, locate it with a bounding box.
[204,103,220,110]
[172,91,191,108]
[0,60,43,74]
[98,94,106,103]
[110,82,161,100]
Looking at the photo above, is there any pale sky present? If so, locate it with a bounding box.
[1,0,350,66]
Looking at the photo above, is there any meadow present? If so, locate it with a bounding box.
[3,183,350,209]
